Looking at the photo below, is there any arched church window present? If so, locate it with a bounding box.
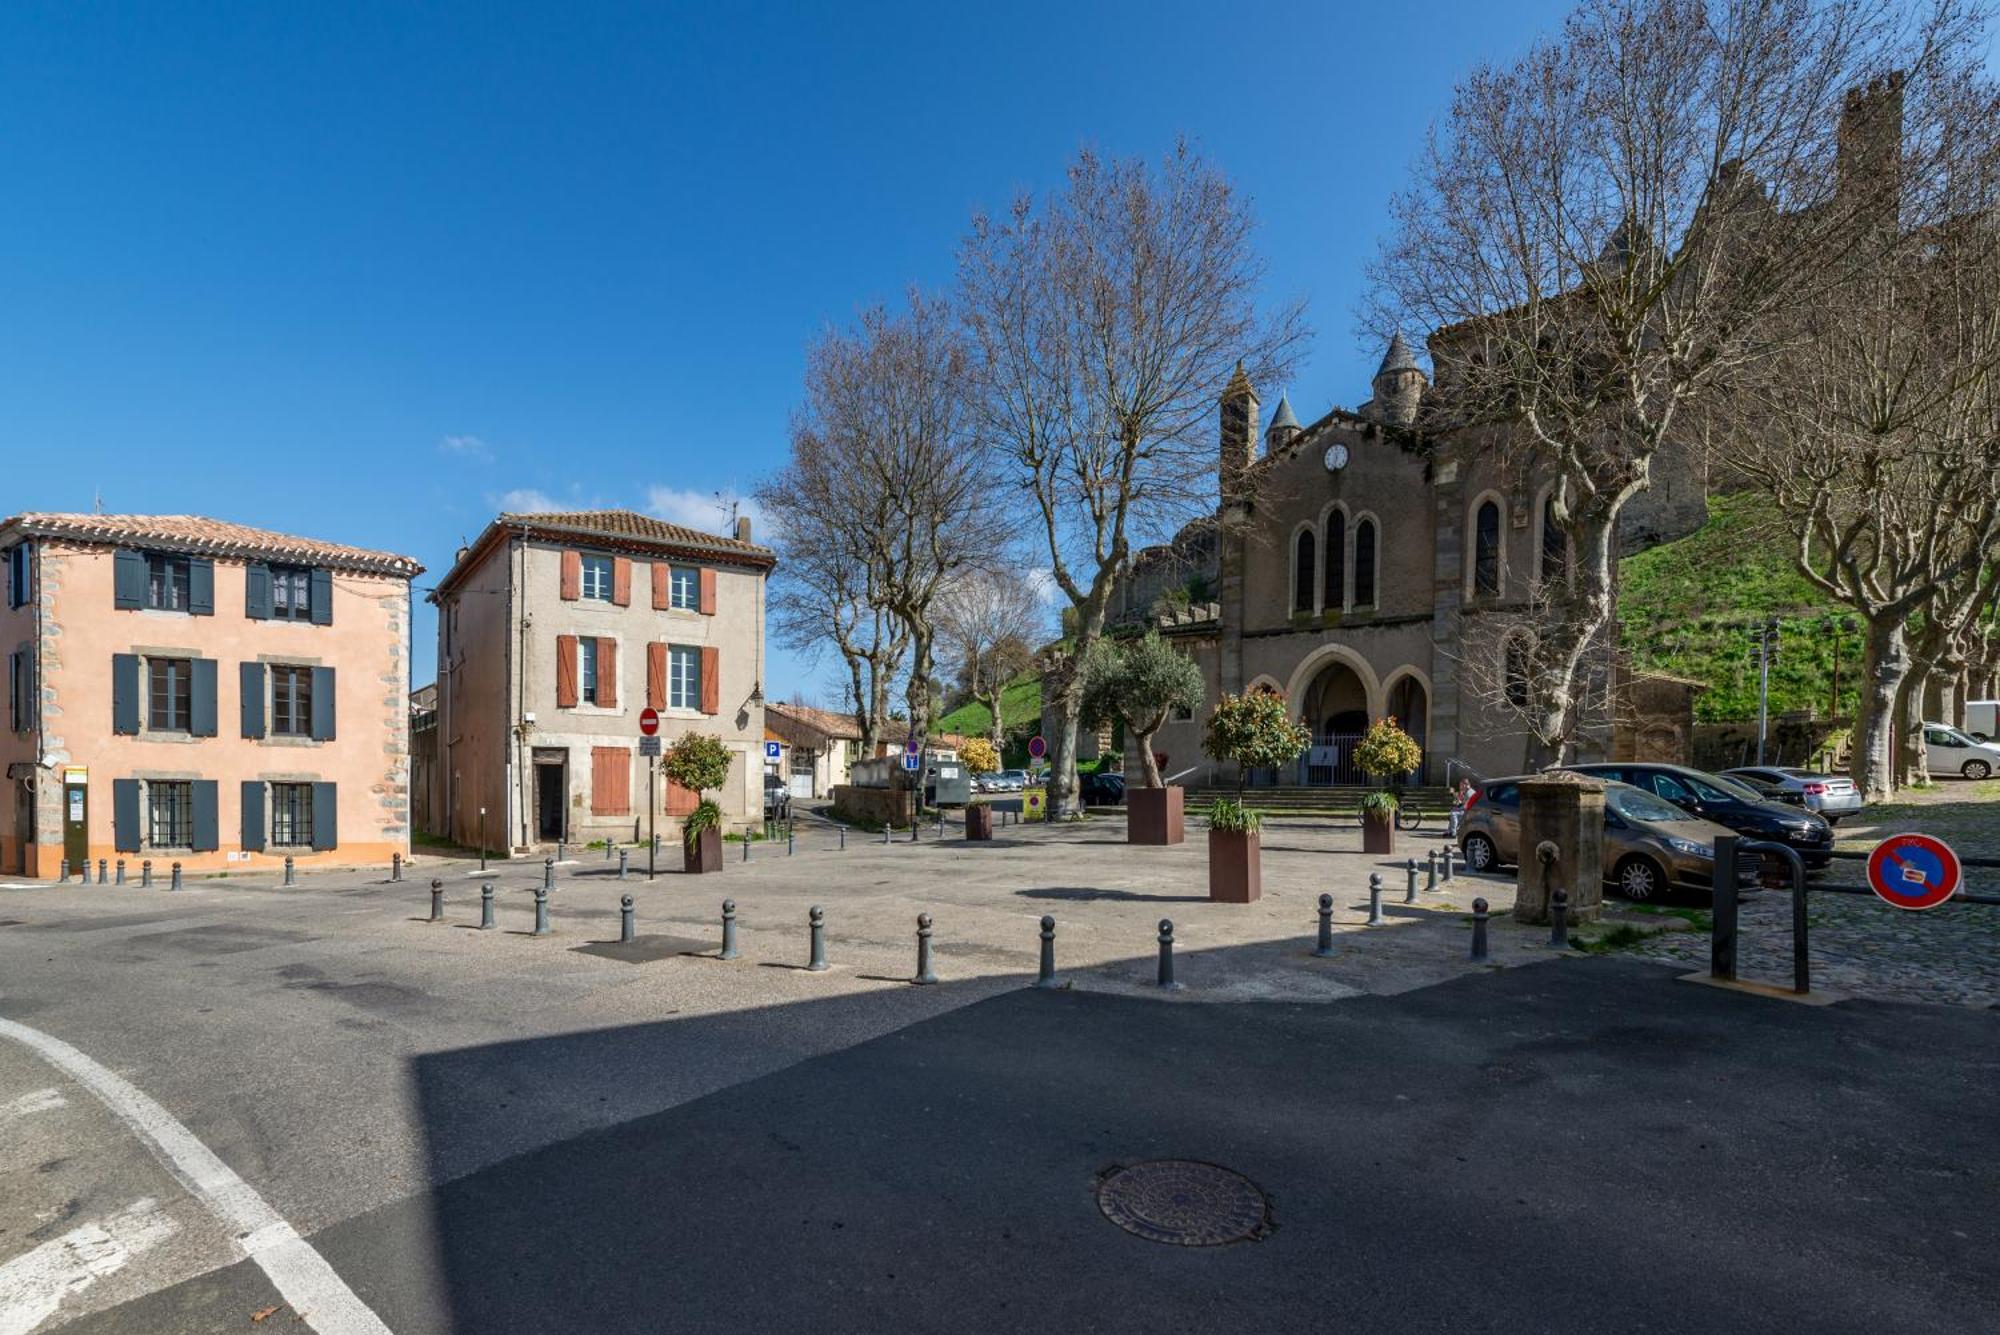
[1353,519,1377,608]
[1504,635,1531,708]
[1293,529,1316,613]
[1540,494,1568,582]
[1474,500,1501,596]
[1323,510,1346,612]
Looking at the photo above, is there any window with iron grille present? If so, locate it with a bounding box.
[148,781,192,848]
[580,555,613,602]
[272,665,313,736]
[271,782,314,846]
[668,645,699,709]
[148,658,192,731]
[147,554,191,611]
[579,638,598,699]
[271,566,313,620]
[670,566,698,610]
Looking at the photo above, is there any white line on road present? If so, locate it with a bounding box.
[0,1197,178,1335]
[0,1015,393,1335]
[0,1088,67,1121]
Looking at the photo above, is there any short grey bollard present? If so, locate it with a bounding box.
[605,840,613,861]
[883,822,891,845]
[170,861,183,892]
[1035,915,1058,988]
[909,816,918,843]
[807,905,828,972]
[618,849,628,881]
[743,832,751,863]
[480,883,496,930]
[98,858,108,885]
[543,857,555,890]
[1405,858,1418,904]
[1366,873,1385,926]
[58,857,69,882]
[1157,919,1179,989]
[392,852,403,882]
[1443,845,1455,882]
[913,913,937,985]
[429,878,444,922]
[1427,849,1438,893]
[1313,893,1335,958]
[115,859,126,887]
[141,859,153,889]
[533,885,551,936]
[1470,898,1490,962]
[1549,888,1569,949]
[620,894,635,944]
[557,839,566,864]
[838,825,845,851]
[720,899,740,960]
[284,856,295,887]
[787,824,795,856]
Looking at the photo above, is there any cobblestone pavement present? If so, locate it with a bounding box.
[1833,776,2000,860]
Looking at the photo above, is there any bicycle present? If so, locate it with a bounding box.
[1394,801,1426,831]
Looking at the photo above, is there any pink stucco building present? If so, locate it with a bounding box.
[1,514,422,878]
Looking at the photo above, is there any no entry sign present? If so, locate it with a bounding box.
[638,707,660,737]
[1866,833,1961,911]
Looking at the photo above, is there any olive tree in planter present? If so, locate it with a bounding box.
[664,732,733,873]
[959,736,1000,840]
[1353,716,1422,856]
[1200,692,1311,901]
[1080,631,1206,845]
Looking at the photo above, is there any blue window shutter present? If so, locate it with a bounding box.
[240,662,266,739]
[188,558,215,616]
[245,563,271,619]
[310,666,336,740]
[310,568,333,625]
[190,659,218,737]
[191,781,219,852]
[113,779,141,853]
[112,654,140,734]
[310,782,337,851]
[240,781,265,852]
[114,550,146,609]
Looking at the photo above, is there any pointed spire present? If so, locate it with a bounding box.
[1376,332,1419,376]
[1268,392,1299,431]
[1223,359,1255,399]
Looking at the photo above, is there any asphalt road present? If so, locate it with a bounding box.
[49,957,2000,1334]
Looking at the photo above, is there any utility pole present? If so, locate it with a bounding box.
[1755,617,1781,765]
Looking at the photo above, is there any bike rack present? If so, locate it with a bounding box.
[1709,835,1809,993]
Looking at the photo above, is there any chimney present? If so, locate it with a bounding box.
[735,515,753,544]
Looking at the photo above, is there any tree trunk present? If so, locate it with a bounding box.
[1852,617,1908,802]
[905,621,935,763]
[978,682,1006,747]
[1133,711,1165,788]
[1046,683,1084,819]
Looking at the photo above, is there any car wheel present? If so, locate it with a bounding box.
[1462,832,1498,872]
[1964,760,1993,781]
[1615,855,1664,902]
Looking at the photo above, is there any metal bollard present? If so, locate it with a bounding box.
[1313,893,1335,958]
[58,857,69,882]
[788,824,795,856]
[115,859,126,887]
[142,859,153,889]
[1405,858,1418,904]
[533,885,551,936]
[1427,849,1438,893]
[618,848,629,880]
[1443,845,1455,882]
[721,899,740,960]
[392,852,403,882]
[429,878,444,922]
[838,825,845,851]
[909,816,918,843]
[605,840,613,861]
[807,905,828,971]
[170,861,183,892]
[480,883,496,930]
[1470,897,1490,962]
[98,858,108,885]
[1035,915,1058,989]
[557,839,566,864]
[1549,888,1569,949]
[620,894,635,944]
[913,913,937,985]
[284,856,295,887]
[742,832,750,862]
[1157,919,1178,989]
[543,857,555,890]
[1366,873,1385,926]
[883,822,891,845]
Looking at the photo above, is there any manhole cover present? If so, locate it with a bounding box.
[1095,1160,1271,1246]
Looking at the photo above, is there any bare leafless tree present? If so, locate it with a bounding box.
[1368,0,1966,766]
[959,141,1307,816]
[936,568,1045,745]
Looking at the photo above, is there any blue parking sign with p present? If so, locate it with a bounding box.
[765,741,781,759]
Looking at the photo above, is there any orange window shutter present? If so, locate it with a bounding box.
[591,746,632,815]
[665,776,698,816]
[699,645,720,715]
[595,637,617,708]
[647,643,666,710]
[612,557,632,606]
[651,562,669,610]
[555,635,579,707]
[698,567,717,616]
[559,550,581,601]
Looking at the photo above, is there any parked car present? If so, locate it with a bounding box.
[1921,722,2000,780]
[1722,766,1864,822]
[1455,776,1758,901]
[1079,771,1126,806]
[762,773,790,822]
[995,769,1030,792]
[1564,762,1833,869]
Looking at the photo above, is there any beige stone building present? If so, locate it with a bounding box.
[0,513,421,878]
[426,511,774,852]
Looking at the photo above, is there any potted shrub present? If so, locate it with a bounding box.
[663,732,733,873]
[1353,716,1422,855]
[959,737,1000,840]
[1201,692,1311,902]
[1080,631,1206,845]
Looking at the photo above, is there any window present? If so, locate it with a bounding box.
[1323,511,1345,612]
[147,554,191,611]
[6,543,28,607]
[1539,495,1568,581]
[271,565,313,621]
[670,566,699,611]
[1474,500,1501,596]
[148,781,192,848]
[1292,529,1316,613]
[272,666,313,736]
[579,638,598,700]
[271,782,314,846]
[1352,519,1377,607]
[580,555,613,602]
[149,658,193,731]
[668,645,700,709]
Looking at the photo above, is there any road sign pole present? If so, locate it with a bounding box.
[648,767,656,880]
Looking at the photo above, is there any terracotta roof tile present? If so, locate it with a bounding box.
[0,512,422,577]
[497,509,772,558]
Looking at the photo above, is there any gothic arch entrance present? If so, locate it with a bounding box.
[1300,659,1370,785]
[1385,673,1430,753]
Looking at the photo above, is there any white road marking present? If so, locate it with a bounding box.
[0,1088,67,1121]
[0,1198,178,1335]
[0,1016,392,1334]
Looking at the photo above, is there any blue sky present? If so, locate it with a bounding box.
[0,0,1578,699]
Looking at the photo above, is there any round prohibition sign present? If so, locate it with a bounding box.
[1865,833,1961,911]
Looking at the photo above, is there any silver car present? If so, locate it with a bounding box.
[1722,767,1864,822]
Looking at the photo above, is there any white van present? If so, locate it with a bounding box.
[1923,722,2000,780]
[1964,700,1998,742]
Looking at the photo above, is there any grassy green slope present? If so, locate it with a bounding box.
[936,674,1044,739]
[1618,492,1862,723]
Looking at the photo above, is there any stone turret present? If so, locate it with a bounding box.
[1220,360,1260,501]
[1264,392,1301,453]
[1837,71,1904,230]
[1369,333,1427,428]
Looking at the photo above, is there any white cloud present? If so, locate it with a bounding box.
[1025,567,1064,606]
[494,488,564,514]
[439,433,493,462]
[645,485,768,537]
